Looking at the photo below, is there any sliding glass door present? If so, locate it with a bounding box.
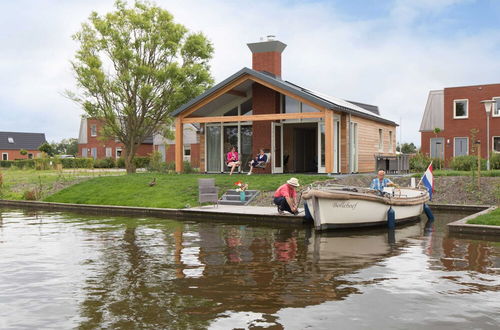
[206,123,252,173]
[206,125,222,172]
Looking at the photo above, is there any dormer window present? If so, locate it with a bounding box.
[453,99,468,119]
[8,137,14,143]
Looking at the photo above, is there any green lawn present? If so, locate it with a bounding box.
[43,173,330,209]
[0,168,124,200]
[412,169,500,177]
[467,208,500,226]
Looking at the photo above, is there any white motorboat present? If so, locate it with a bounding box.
[302,186,429,230]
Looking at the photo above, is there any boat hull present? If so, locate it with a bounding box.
[303,187,429,230]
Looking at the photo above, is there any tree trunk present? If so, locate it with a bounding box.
[124,144,138,174]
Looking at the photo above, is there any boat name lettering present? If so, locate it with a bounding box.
[332,201,358,209]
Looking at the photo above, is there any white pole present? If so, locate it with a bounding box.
[487,113,490,171]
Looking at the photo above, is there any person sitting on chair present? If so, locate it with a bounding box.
[273,177,300,215]
[370,170,397,192]
[247,149,267,175]
[226,146,241,175]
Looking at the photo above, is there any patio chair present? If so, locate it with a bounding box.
[254,152,271,171]
[198,178,219,207]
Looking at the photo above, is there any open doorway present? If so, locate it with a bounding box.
[283,123,318,173]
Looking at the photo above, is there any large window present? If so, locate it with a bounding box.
[493,136,500,153]
[453,99,468,119]
[90,124,97,137]
[493,97,500,117]
[389,131,393,152]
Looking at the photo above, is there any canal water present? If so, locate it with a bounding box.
[0,208,498,329]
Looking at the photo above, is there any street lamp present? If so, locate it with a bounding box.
[480,99,495,171]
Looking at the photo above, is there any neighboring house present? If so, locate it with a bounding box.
[172,37,397,174]
[78,118,154,159]
[153,123,200,167]
[0,131,46,160]
[420,84,500,163]
[77,118,201,167]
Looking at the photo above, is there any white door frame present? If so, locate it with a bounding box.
[334,116,341,173]
[271,122,283,173]
[317,121,326,173]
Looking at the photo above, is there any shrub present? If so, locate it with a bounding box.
[409,153,431,172]
[94,157,116,168]
[23,189,39,200]
[148,151,164,172]
[490,153,500,170]
[134,157,150,169]
[34,157,50,170]
[450,155,487,171]
[183,160,197,174]
[60,157,94,169]
[116,157,125,168]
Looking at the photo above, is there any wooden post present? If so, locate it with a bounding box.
[324,110,334,173]
[175,117,184,173]
[477,142,481,189]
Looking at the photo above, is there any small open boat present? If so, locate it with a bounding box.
[302,186,429,230]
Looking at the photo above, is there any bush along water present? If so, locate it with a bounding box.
[409,153,444,171]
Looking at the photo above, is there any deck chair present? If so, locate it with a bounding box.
[198,178,219,207]
[254,153,271,171]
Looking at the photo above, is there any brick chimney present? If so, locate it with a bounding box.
[247,36,287,77]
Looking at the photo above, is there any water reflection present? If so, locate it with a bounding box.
[0,208,498,329]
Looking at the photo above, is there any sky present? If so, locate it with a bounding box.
[1,0,500,146]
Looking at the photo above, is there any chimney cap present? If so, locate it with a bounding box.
[247,39,287,54]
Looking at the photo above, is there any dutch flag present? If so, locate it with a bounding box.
[421,163,434,201]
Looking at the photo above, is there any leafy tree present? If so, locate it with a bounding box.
[67,1,214,173]
[396,142,417,154]
[52,138,79,155]
[38,142,55,157]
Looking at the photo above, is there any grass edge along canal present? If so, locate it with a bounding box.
[43,173,330,209]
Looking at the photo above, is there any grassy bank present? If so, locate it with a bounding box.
[43,173,330,209]
[467,208,500,226]
[411,169,500,177]
[0,168,124,200]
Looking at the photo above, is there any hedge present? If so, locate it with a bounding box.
[449,155,487,171]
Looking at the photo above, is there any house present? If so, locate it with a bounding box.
[172,37,398,174]
[153,123,200,167]
[78,118,154,159]
[77,117,201,167]
[0,131,46,160]
[420,84,500,163]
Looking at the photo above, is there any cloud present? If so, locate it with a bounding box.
[0,0,499,146]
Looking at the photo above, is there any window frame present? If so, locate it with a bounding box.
[378,128,383,152]
[2,152,8,161]
[492,97,500,117]
[493,136,500,153]
[90,124,97,137]
[453,99,469,119]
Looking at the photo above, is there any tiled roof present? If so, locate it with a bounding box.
[0,131,47,150]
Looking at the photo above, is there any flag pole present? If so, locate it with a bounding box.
[417,160,433,187]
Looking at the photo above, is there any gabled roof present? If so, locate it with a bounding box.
[0,131,46,150]
[172,67,397,126]
[419,90,444,132]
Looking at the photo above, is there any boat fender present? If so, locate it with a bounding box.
[387,207,396,229]
[424,203,434,222]
[303,203,313,222]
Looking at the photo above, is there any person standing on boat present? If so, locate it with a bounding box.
[370,170,397,191]
[273,178,300,215]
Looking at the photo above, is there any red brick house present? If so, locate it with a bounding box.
[172,37,398,174]
[78,118,154,159]
[78,118,201,167]
[420,84,500,163]
[0,131,46,160]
